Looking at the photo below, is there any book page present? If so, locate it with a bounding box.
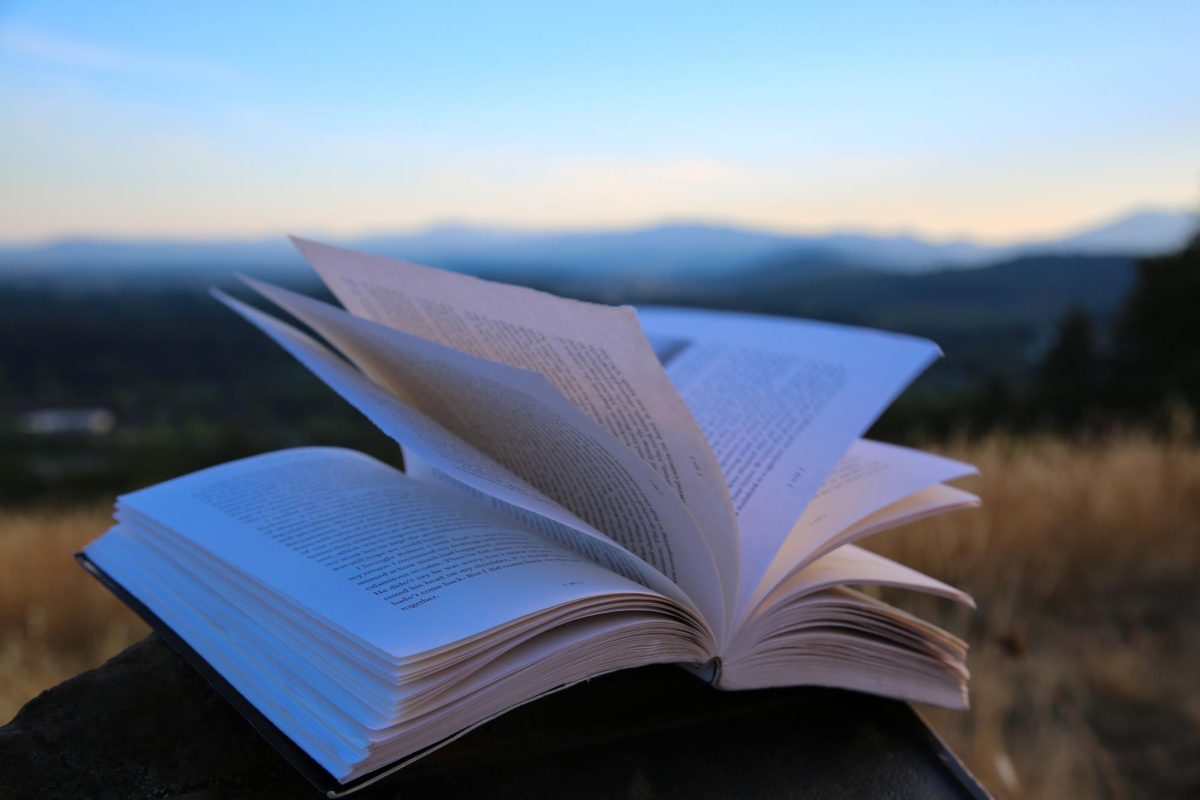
[96,448,670,659]
[755,544,973,616]
[718,587,969,707]
[95,508,711,782]
[823,483,981,561]
[637,307,941,613]
[289,237,739,612]
[398,447,702,608]
[211,291,696,615]
[748,439,976,614]
[233,280,725,637]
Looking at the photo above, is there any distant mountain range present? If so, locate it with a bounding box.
[0,207,1194,280]
[521,250,1141,385]
[4,209,1186,400]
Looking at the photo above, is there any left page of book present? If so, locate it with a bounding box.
[87,447,675,660]
[85,448,715,782]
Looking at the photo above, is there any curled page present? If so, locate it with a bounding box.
[289,238,739,619]
[237,278,725,637]
[637,307,942,616]
[398,450,679,589]
[211,290,700,619]
[747,439,976,616]
[755,544,974,615]
[817,484,980,563]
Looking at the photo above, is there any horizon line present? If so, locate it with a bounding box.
[0,204,1194,250]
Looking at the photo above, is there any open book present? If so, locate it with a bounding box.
[81,238,979,796]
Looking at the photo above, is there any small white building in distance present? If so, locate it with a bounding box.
[17,408,117,436]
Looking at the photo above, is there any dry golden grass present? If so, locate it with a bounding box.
[0,505,147,722]
[2,433,1198,797]
[866,433,1200,799]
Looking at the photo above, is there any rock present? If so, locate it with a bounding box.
[0,634,987,799]
[0,634,307,799]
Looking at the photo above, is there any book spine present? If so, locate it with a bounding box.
[678,658,722,686]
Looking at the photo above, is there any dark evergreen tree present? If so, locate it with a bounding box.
[1115,232,1200,422]
[1033,308,1102,430]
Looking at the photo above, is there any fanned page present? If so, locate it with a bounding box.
[759,544,974,611]
[218,281,724,638]
[636,307,942,614]
[210,291,703,623]
[719,584,970,707]
[748,439,978,616]
[830,484,980,557]
[288,237,739,628]
[727,481,979,695]
[722,443,978,702]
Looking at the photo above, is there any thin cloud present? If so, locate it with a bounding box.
[0,24,239,81]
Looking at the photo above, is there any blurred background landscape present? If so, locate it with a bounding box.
[2,2,1198,797]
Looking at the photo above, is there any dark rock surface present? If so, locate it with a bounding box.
[0,635,300,798]
[0,634,987,799]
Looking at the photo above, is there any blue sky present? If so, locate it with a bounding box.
[1,1,1197,242]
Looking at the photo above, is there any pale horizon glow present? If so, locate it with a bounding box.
[2,1,1198,245]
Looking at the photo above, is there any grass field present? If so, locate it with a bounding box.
[2,434,1197,798]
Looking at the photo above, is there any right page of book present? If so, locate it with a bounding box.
[637,307,942,618]
[746,440,977,613]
